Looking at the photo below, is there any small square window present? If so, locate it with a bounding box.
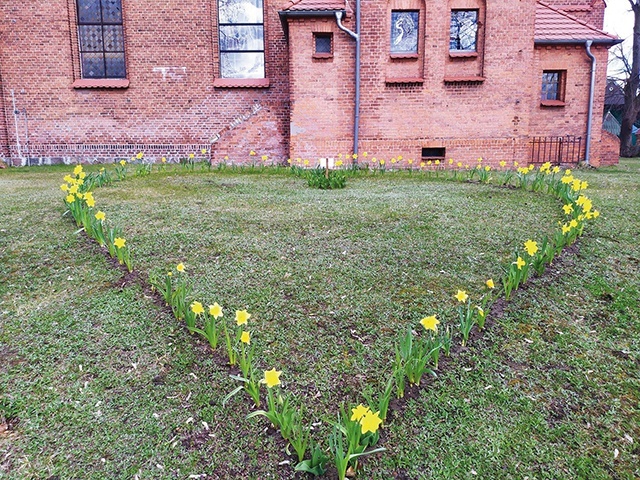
[314,33,332,56]
[450,10,478,52]
[541,70,566,103]
[391,11,419,55]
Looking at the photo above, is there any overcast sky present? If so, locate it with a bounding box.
[604,0,635,78]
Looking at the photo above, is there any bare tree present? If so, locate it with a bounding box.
[619,0,640,157]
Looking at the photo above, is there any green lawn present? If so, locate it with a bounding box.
[1,160,638,479]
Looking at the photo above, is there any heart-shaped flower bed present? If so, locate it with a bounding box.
[61,159,598,478]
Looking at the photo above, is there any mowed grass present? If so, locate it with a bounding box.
[1,161,638,479]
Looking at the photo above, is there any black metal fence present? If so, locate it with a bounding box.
[530,135,582,165]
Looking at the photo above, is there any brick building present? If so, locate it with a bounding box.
[0,0,620,167]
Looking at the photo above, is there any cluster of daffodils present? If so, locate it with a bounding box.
[61,165,132,271]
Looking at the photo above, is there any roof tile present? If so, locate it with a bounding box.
[535,1,619,44]
[281,0,346,12]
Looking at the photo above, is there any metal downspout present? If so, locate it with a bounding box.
[335,2,360,163]
[585,40,596,166]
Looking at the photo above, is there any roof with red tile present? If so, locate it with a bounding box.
[535,1,620,44]
[280,0,346,12]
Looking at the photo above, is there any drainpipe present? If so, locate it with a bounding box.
[10,89,23,165]
[584,40,596,167]
[335,2,360,163]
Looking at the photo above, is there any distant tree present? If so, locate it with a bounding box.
[617,1,640,157]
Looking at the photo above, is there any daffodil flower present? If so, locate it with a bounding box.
[209,302,223,318]
[95,211,105,221]
[240,331,250,344]
[455,290,468,303]
[263,368,282,388]
[360,410,382,434]
[176,263,185,273]
[350,404,370,422]
[515,256,526,270]
[524,239,538,256]
[235,309,250,325]
[486,279,495,289]
[420,315,439,332]
[191,301,204,315]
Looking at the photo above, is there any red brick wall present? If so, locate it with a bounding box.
[0,0,616,168]
[598,129,620,166]
[0,0,290,165]
[529,44,609,165]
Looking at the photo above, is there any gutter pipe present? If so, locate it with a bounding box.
[335,3,360,163]
[584,40,596,167]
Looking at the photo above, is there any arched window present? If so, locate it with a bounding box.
[218,0,265,78]
[76,0,126,79]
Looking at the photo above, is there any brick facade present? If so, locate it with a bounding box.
[0,0,620,167]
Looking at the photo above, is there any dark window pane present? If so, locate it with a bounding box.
[450,10,478,51]
[101,0,122,23]
[77,0,101,23]
[81,52,106,78]
[105,52,126,77]
[219,25,264,51]
[315,34,332,54]
[390,11,418,54]
[78,25,104,51]
[103,25,124,51]
[541,71,561,100]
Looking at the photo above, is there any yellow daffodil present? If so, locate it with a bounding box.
[408,159,413,164]
[85,197,95,208]
[485,165,491,171]
[571,179,582,191]
[136,152,144,159]
[593,210,600,218]
[261,155,268,161]
[449,158,454,165]
[565,169,572,175]
[391,158,397,164]
[420,161,425,167]
[561,175,573,184]
[524,239,538,256]
[114,237,126,249]
[60,184,69,191]
[380,159,386,165]
[65,194,75,203]
[352,153,358,159]
[476,306,485,319]
[360,410,382,434]
[95,211,105,221]
[499,160,506,168]
[569,219,578,228]
[263,368,282,388]
[335,160,343,167]
[455,290,468,303]
[236,309,251,325]
[201,148,207,155]
[303,159,309,166]
[515,256,526,270]
[191,301,204,315]
[514,161,519,167]
[561,224,571,234]
[435,160,440,165]
[161,157,167,163]
[240,331,250,344]
[73,165,83,175]
[68,184,78,195]
[176,263,185,273]
[209,302,223,318]
[397,155,403,160]
[64,174,73,183]
[351,404,370,422]
[486,278,495,289]
[362,152,368,157]
[420,315,439,332]
[189,153,195,159]
[249,150,256,156]
[562,204,573,215]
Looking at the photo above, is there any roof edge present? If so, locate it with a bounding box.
[536,0,621,44]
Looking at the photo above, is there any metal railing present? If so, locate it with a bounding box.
[530,135,582,165]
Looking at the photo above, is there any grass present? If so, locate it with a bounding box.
[1,160,639,479]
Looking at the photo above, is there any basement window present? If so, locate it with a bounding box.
[421,147,446,161]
